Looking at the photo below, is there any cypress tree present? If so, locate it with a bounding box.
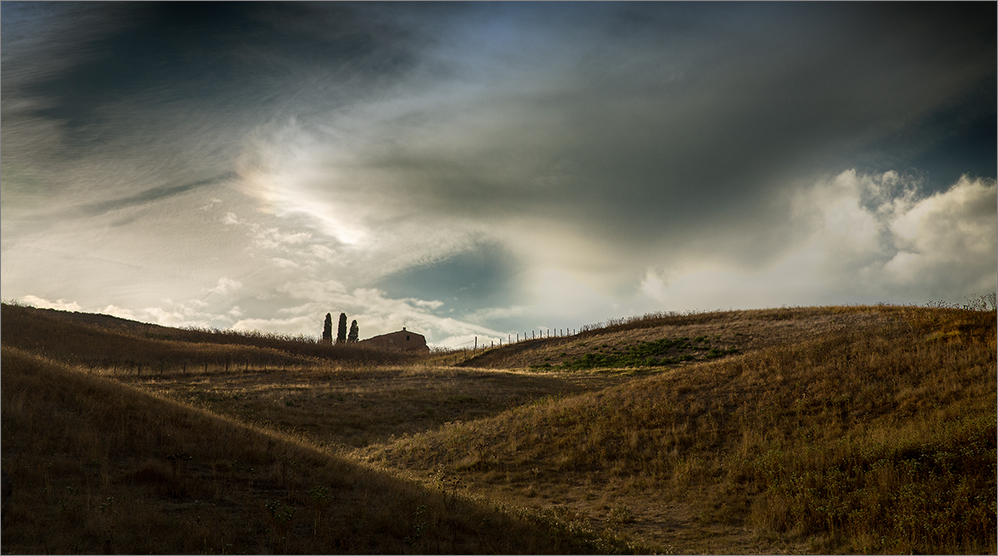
[336,313,348,344]
[348,320,359,343]
[322,313,333,345]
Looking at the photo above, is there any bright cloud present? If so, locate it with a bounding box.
[209,278,243,296]
[640,171,997,310]
[884,175,997,293]
[20,295,83,312]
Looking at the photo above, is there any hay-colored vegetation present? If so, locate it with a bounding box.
[2,301,994,553]
[363,306,997,553]
[0,345,636,554]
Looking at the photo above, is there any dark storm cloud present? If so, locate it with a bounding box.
[4,2,425,154]
[319,2,994,279]
[7,2,991,196]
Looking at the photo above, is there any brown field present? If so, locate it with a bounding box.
[1,301,995,554]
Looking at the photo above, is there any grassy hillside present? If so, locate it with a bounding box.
[0,346,635,554]
[458,306,887,370]
[0,302,420,372]
[2,302,994,553]
[361,306,997,553]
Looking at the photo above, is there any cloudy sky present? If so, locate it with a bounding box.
[2,2,995,348]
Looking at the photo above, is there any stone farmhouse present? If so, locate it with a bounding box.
[359,327,429,353]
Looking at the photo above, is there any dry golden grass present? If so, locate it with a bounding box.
[460,306,888,370]
[360,306,996,553]
[2,302,994,554]
[115,366,628,451]
[0,346,638,554]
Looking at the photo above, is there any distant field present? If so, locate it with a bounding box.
[1,302,994,554]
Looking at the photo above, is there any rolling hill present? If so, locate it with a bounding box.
[364,305,997,553]
[0,344,633,554]
[1,301,994,553]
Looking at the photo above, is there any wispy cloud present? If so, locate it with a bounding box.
[68,174,238,218]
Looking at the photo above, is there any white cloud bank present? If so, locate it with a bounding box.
[20,295,83,312]
[884,176,997,294]
[640,171,997,310]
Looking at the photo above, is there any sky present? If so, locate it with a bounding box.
[2,2,996,348]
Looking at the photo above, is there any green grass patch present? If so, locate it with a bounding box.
[548,337,739,370]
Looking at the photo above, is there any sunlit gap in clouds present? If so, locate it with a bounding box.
[235,124,371,248]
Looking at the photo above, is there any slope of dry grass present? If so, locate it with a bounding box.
[0,346,638,554]
[0,302,418,373]
[115,366,629,451]
[2,302,993,554]
[459,306,888,370]
[361,306,997,553]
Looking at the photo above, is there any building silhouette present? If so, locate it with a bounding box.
[359,327,429,353]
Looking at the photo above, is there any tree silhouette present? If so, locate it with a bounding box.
[348,319,359,343]
[336,313,348,345]
[322,313,333,345]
